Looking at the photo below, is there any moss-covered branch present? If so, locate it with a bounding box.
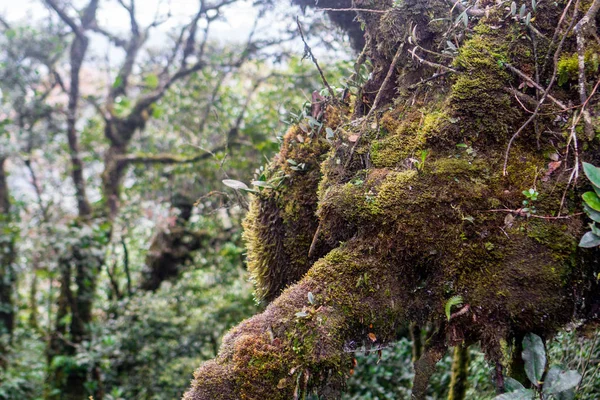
[185,243,409,399]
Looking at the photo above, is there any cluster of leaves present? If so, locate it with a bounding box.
[495,333,581,400]
[579,162,600,247]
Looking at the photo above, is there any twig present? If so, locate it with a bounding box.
[367,43,404,120]
[409,47,458,73]
[344,43,404,169]
[541,0,574,76]
[446,0,486,17]
[557,78,600,214]
[574,0,600,138]
[504,63,567,110]
[408,71,453,90]
[487,209,583,219]
[296,17,336,101]
[577,330,599,392]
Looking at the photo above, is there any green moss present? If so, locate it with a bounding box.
[557,50,600,86]
[370,110,449,168]
[450,24,519,143]
[243,124,331,303]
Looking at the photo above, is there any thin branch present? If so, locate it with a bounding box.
[409,47,458,73]
[43,0,84,38]
[503,63,567,110]
[367,43,404,119]
[90,24,128,48]
[487,209,583,220]
[296,17,336,100]
[446,0,486,17]
[121,237,132,297]
[115,147,227,165]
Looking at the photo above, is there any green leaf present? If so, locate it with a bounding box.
[307,292,315,305]
[519,4,527,18]
[493,389,535,400]
[579,231,600,248]
[545,370,581,394]
[522,333,546,386]
[445,295,463,321]
[144,73,159,89]
[543,366,561,393]
[325,127,335,140]
[295,311,308,318]
[222,179,249,190]
[525,12,531,26]
[583,204,600,222]
[531,0,536,11]
[505,377,526,392]
[511,1,517,15]
[583,191,600,211]
[462,11,468,27]
[582,162,600,188]
[112,76,123,89]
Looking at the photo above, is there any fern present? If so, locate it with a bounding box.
[445,295,464,321]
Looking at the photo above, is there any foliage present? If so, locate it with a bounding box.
[579,162,600,247]
[494,333,581,400]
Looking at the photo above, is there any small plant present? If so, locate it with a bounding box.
[444,295,463,321]
[579,162,600,247]
[493,333,581,400]
[521,188,538,216]
[411,149,429,172]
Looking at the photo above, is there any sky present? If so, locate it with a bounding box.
[1,0,261,43]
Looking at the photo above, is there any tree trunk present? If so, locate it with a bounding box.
[185,0,600,397]
[448,345,470,400]
[0,157,16,370]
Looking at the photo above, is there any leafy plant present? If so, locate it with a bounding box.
[444,295,463,321]
[579,162,600,247]
[493,333,581,400]
[522,188,538,215]
[411,150,429,172]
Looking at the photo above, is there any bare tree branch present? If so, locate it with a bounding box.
[43,0,84,38]
[115,147,228,165]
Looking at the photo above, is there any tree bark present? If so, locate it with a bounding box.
[0,157,16,370]
[448,345,470,400]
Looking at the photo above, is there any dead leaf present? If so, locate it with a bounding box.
[368,332,377,342]
[542,160,562,182]
[348,134,359,143]
[296,134,304,143]
[504,213,515,228]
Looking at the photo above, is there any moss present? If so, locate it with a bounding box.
[450,24,520,143]
[188,2,597,397]
[557,50,600,86]
[370,110,449,168]
[242,124,332,303]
